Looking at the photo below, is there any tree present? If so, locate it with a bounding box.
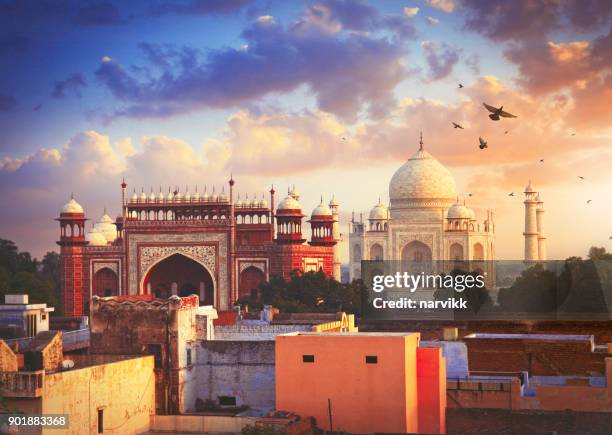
[237,270,362,314]
[0,239,60,310]
[433,269,493,314]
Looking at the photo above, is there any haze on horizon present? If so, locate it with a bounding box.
[0,0,611,263]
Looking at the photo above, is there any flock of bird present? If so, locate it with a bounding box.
[450,83,592,205]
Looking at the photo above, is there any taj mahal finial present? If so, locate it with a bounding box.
[419,131,423,151]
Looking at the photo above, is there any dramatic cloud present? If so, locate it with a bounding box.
[95,12,408,122]
[73,2,122,26]
[461,0,612,44]
[422,41,460,80]
[52,73,87,99]
[0,94,17,111]
[426,0,456,13]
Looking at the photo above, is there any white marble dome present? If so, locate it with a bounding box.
[447,203,472,219]
[369,199,388,220]
[61,198,84,214]
[389,148,457,204]
[86,227,107,246]
[94,213,117,242]
[277,195,301,210]
[311,199,332,217]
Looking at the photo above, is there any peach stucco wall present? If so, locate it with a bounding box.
[276,332,446,434]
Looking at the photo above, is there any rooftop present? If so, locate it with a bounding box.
[465,333,593,341]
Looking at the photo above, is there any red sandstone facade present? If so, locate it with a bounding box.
[57,180,338,316]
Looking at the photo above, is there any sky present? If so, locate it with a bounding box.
[0,0,611,262]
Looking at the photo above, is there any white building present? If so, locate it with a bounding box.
[0,294,54,338]
[349,135,496,281]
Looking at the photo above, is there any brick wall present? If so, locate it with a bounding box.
[464,336,609,376]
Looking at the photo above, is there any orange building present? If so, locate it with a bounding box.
[275,332,446,434]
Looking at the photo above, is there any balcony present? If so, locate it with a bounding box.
[0,370,44,397]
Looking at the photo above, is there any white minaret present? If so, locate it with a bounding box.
[329,195,341,281]
[523,181,539,263]
[536,193,546,261]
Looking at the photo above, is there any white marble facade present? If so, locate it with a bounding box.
[349,140,495,281]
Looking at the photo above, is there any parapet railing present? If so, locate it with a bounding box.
[0,371,44,397]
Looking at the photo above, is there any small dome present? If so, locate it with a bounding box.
[158,190,164,202]
[140,190,147,202]
[185,189,191,202]
[149,191,156,202]
[94,213,117,242]
[211,189,218,201]
[86,227,107,246]
[235,196,243,207]
[203,187,209,201]
[166,189,174,202]
[447,203,472,219]
[260,198,268,208]
[193,189,201,201]
[219,189,227,202]
[328,195,339,208]
[312,198,332,217]
[277,195,301,211]
[369,199,388,220]
[130,190,138,203]
[62,197,84,214]
[174,190,183,201]
[525,180,535,193]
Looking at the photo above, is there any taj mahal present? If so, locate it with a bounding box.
[348,135,547,281]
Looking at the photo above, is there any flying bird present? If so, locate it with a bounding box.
[587,200,592,204]
[571,132,576,136]
[33,103,42,111]
[539,159,544,163]
[458,83,464,89]
[468,193,473,197]
[341,137,347,141]
[452,122,464,129]
[508,192,515,197]
[578,176,585,180]
[478,137,488,149]
[483,103,518,121]
[504,130,509,134]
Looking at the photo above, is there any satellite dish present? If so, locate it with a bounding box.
[62,359,75,369]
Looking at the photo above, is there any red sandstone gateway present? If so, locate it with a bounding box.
[57,179,340,316]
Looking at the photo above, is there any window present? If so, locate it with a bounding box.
[186,348,192,366]
[218,396,237,407]
[97,409,104,433]
[302,354,315,363]
[147,344,163,369]
[365,355,378,364]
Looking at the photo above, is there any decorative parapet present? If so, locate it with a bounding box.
[0,370,44,397]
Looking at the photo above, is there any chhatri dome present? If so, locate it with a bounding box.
[93,211,117,243]
[311,197,332,217]
[389,134,457,205]
[369,198,388,220]
[61,196,84,214]
[277,194,301,211]
[85,226,107,246]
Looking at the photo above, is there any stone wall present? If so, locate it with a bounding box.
[0,340,17,372]
[214,324,312,341]
[191,340,275,412]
